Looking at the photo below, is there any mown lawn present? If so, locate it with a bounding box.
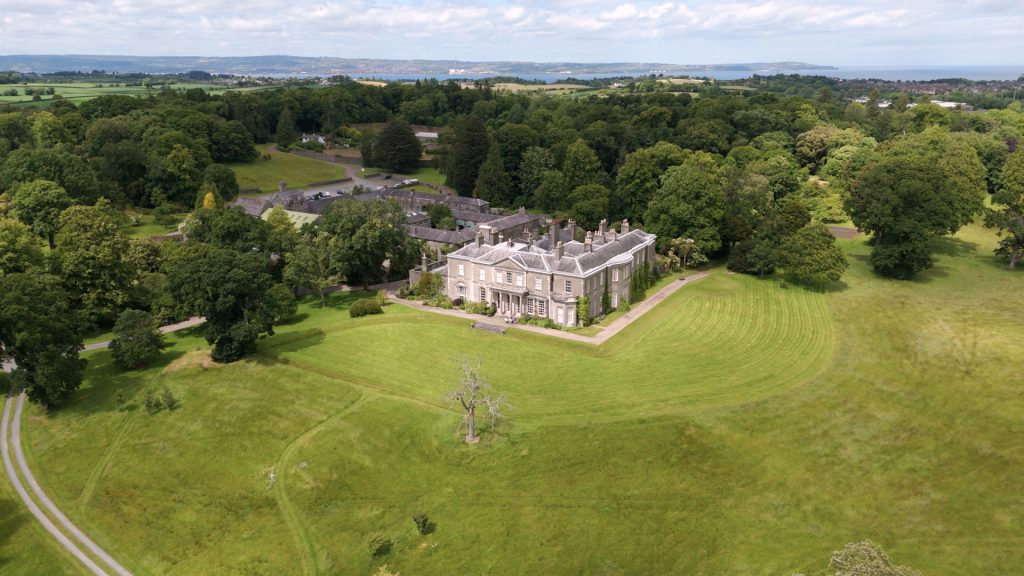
[229,145,349,193]
[14,222,1024,575]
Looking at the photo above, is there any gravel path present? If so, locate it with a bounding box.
[1,317,205,575]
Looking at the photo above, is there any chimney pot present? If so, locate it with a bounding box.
[549,217,560,248]
[555,241,564,259]
[622,219,630,234]
[599,218,608,235]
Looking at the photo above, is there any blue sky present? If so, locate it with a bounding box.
[0,0,1022,66]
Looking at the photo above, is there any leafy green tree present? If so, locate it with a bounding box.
[9,179,74,248]
[203,163,240,201]
[517,146,555,198]
[985,150,1024,269]
[374,117,422,173]
[53,203,133,320]
[566,184,609,231]
[494,123,540,176]
[846,154,960,278]
[446,115,490,195]
[283,231,341,307]
[125,237,162,274]
[265,204,300,257]
[614,141,686,222]
[562,139,603,191]
[426,203,456,230]
[109,309,165,370]
[473,143,514,206]
[0,217,44,276]
[163,243,280,363]
[0,270,85,407]
[184,207,270,252]
[777,223,849,288]
[756,154,802,202]
[644,155,725,256]
[320,199,419,288]
[533,169,568,212]
[0,147,98,204]
[276,107,297,148]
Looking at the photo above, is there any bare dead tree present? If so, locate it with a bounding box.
[445,356,507,444]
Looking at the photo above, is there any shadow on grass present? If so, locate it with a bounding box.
[0,498,26,571]
[931,235,980,257]
[255,328,327,364]
[326,290,375,311]
[54,349,186,417]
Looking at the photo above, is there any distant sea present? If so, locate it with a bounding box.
[358,66,1024,83]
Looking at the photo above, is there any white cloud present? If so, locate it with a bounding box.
[0,0,1020,65]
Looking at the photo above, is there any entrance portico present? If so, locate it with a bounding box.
[491,287,528,316]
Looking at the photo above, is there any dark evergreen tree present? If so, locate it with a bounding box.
[373,118,422,173]
[473,143,513,205]
[446,115,490,195]
[276,108,297,148]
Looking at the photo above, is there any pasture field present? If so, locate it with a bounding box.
[0,82,242,107]
[229,145,349,193]
[493,82,592,93]
[9,222,1024,575]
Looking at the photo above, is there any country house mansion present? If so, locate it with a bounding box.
[445,218,657,327]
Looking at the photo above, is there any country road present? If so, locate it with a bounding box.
[2,316,204,575]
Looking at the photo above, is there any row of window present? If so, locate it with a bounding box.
[457,261,644,294]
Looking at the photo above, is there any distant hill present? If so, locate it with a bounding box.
[0,54,835,77]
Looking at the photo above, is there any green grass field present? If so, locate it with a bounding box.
[229,145,349,193]
[8,222,1024,575]
[362,165,446,187]
[0,82,241,107]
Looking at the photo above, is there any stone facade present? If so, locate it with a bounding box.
[445,219,656,327]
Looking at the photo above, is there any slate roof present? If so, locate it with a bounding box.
[406,226,477,245]
[448,228,655,277]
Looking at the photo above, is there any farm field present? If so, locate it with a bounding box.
[10,222,1024,575]
[229,145,349,193]
[0,82,250,107]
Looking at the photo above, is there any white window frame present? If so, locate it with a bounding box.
[534,277,542,291]
[456,284,466,296]
[479,287,486,301]
[556,307,564,324]
[506,271,513,284]
[479,268,486,281]
[564,279,572,293]
[495,269,502,284]
[526,299,535,315]
[538,300,547,316]
[612,293,619,308]
[457,264,465,277]
[613,268,619,282]
[516,273,524,287]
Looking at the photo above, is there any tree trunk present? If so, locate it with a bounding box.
[1011,250,1020,270]
[465,404,478,443]
[319,291,326,308]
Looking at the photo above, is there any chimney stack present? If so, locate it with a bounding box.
[526,231,533,247]
[549,217,560,248]
[555,241,564,260]
[584,231,593,253]
[475,230,482,248]
[279,180,287,194]
[567,219,577,242]
[421,255,428,272]
[599,218,608,235]
[621,219,630,234]
[507,236,514,247]
[609,229,618,242]
[498,233,505,245]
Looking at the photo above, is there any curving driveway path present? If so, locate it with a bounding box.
[2,317,204,575]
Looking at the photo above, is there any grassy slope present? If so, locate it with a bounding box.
[14,223,1024,575]
[228,145,349,193]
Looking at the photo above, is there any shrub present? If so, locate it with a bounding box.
[451,297,464,307]
[143,389,163,414]
[463,301,492,315]
[161,388,178,411]
[413,512,430,535]
[110,309,165,370]
[367,535,393,558]
[376,289,388,306]
[350,298,383,318]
